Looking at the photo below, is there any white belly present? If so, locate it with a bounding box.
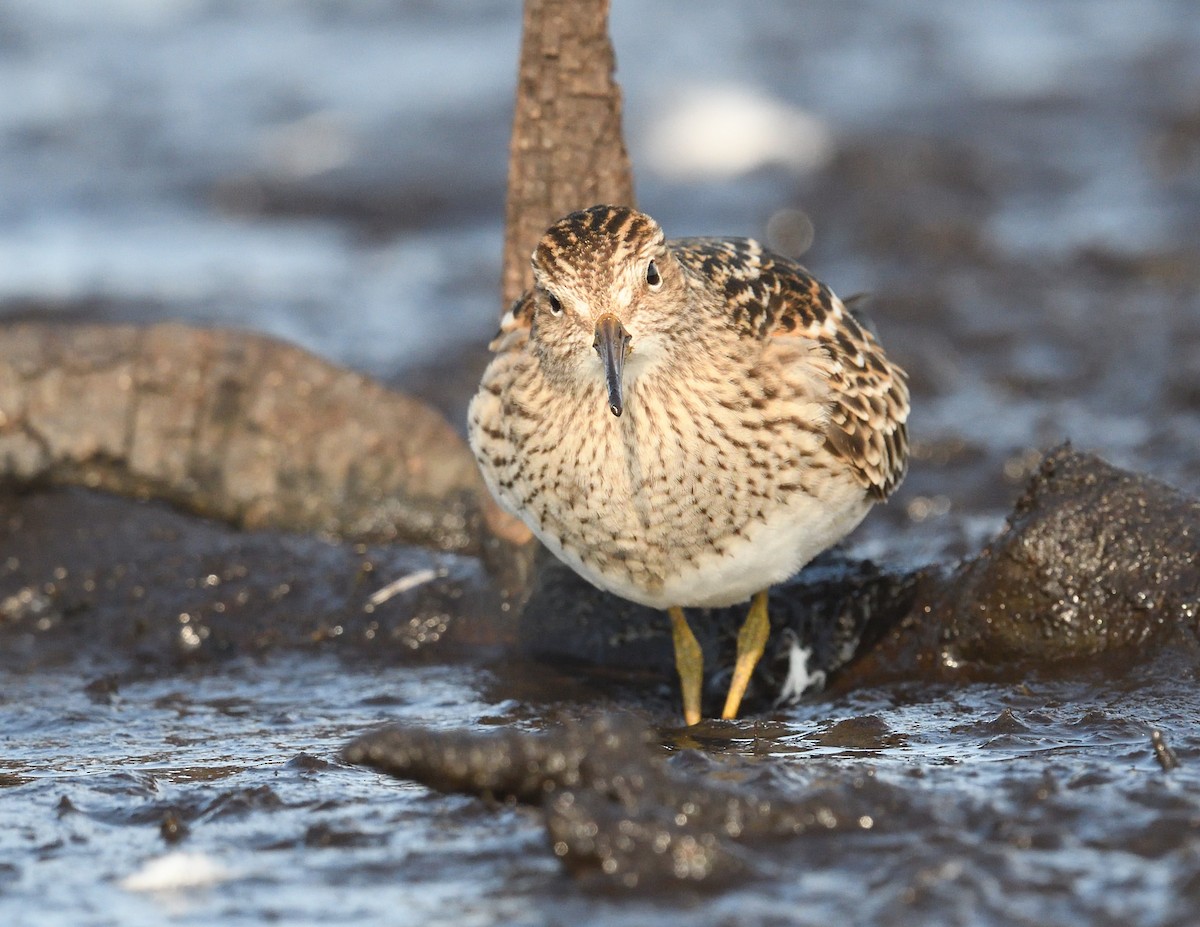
[532,475,872,610]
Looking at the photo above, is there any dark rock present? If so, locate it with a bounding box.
[842,445,1200,686]
[945,445,1200,659]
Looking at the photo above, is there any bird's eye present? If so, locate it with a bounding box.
[547,292,563,315]
[646,260,662,290]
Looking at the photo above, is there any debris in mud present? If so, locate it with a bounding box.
[1151,729,1181,772]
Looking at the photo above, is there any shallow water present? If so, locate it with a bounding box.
[2,0,1200,924]
[4,656,1198,926]
[0,658,516,926]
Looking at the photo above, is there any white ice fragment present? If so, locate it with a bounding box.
[120,852,230,893]
[644,84,834,180]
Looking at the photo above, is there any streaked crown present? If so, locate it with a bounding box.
[532,205,664,288]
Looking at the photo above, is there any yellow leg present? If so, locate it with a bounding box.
[668,606,703,727]
[721,590,771,720]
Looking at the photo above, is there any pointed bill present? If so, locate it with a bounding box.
[593,313,630,417]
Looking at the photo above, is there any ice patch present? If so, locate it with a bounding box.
[120,852,230,893]
[643,84,834,181]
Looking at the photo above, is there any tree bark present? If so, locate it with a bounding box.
[502,0,636,307]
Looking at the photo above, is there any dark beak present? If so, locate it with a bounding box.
[593,313,631,417]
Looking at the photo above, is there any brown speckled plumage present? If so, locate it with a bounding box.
[468,205,909,722]
[670,237,908,499]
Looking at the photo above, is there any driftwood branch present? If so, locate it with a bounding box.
[502,0,635,306]
[0,323,491,552]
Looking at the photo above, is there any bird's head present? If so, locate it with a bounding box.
[527,205,686,417]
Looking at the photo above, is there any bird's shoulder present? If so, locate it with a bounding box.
[669,237,838,340]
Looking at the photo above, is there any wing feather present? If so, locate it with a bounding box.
[672,238,909,499]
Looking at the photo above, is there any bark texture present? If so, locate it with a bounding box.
[0,323,492,552]
[501,0,636,306]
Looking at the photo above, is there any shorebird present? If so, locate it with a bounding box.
[469,205,909,725]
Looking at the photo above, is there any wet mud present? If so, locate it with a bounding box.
[0,488,505,674]
[4,428,1199,926]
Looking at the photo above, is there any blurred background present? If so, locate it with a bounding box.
[1,0,1198,562]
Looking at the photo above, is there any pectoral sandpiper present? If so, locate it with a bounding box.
[469,205,909,725]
